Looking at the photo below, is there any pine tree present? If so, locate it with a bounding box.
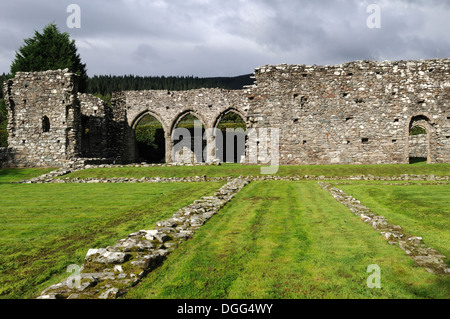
[10,23,88,92]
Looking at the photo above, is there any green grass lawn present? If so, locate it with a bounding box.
[125,181,449,299]
[336,182,450,264]
[1,166,449,300]
[0,168,55,184]
[60,163,450,179]
[0,181,225,299]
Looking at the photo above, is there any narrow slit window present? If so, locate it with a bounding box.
[362,138,369,144]
[42,116,50,133]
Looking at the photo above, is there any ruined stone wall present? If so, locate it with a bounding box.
[2,70,123,168]
[2,59,449,168]
[109,91,134,163]
[116,88,250,163]
[78,93,110,158]
[245,59,450,165]
[409,135,428,159]
[121,88,249,130]
[3,69,81,167]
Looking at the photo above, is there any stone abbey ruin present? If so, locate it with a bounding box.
[1,58,449,168]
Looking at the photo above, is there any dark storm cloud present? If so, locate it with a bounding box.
[0,0,449,76]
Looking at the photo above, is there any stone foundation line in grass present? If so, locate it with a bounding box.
[14,169,450,185]
[37,177,250,299]
[9,161,450,184]
[319,182,450,275]
[12,162,220,184]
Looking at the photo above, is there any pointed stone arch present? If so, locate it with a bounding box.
[213,108,247,129]
[130,110,169,163]
[170,110,207,163]
[169,110,208,136]
[131,110,168,132]
[213,108,248,163]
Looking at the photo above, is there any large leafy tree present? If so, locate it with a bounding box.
[10,23,88,92]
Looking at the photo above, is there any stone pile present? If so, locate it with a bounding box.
[319,182,450,275]
[37,177,250,299]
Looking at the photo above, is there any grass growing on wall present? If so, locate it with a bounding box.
[0,180,225,299]
[125,181,449,299]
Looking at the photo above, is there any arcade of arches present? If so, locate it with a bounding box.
[116,88,251,165]
[133,111,247,164]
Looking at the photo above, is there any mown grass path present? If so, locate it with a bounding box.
[336,182,450,262]
[126,181,449,299]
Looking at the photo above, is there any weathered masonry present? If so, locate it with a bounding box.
[1,58,449,168]
[113,89,250,164]
[246,59,450,165]
[2,70,82,168]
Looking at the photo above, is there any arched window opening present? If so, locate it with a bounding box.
[216,111,247,163]
[135,114,166,163]
[42,116,50,133]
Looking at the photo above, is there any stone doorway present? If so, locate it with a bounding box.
[408,115,431,164]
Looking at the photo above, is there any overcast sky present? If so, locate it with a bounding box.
[1,0,449,77]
